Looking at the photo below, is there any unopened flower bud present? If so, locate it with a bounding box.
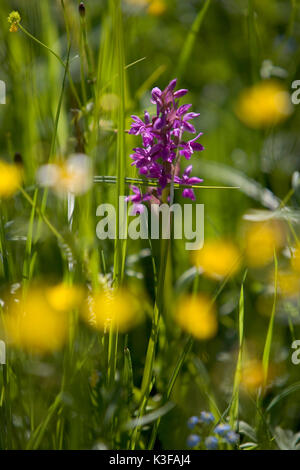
[14,152,23,167]
[8,11,21,33]
[79,2,85,17]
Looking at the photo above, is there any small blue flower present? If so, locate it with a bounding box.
[200,411,215,424]
[186,434,201,448]
[225,431,240,445]
[187,416,200,429]
[214,423,231,436]
[205,436,219,450]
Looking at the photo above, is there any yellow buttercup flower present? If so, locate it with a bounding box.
[235,80,292,128]
[5,287,69,354]
[193,240,241,279]
[243,221,285,268]
[8,11,21,33]
[175,294,218,340]
[148,0,167,16]
[241,360,265,391]
[45,283,84,312]
[277,271,300,298]
[0,160,22,198]
[83,289,143,333]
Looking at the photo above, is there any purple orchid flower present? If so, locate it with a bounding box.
[127,79,204,210]
[180,133,204,160]
[125,185,151,214]
[174,165,203,201]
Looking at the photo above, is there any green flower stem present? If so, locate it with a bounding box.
[79,12,96,98]
[147,257,201,448]
[148,335,193,449]
[107,0,126,403]
[130,233,170,449]
[18,186,64,243]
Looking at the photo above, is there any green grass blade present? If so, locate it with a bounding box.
[26,393,62,450]
[148,335,193,449]
[229,270,247,427]
[262,251,278,388]
[267,381,300,413]
[176,0,211,81]
[107,0,127,392]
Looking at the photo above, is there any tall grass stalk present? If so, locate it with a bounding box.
[176,0,211,82]
[130,236,170,449]
[229,271,247,428]
[108,0,127,399]
[262,251,278,388]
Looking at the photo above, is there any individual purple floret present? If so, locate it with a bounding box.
[125,185,151,214]
[128,78,204,210]
[174,165,203,201]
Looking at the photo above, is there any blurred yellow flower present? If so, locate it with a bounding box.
[175,294,218,340]
[291,244,300,274]
[148,0,167,16]
[8,11,21,33]
[241,360,265,391]
[277,270,300,298]
[193,240,241,279]
[83,289,143,333]
[0,160,22,198]
[243,221,285,268]
[45,283,84,312]
[5,287,69,354]
[235,80,292,129]
[36,154,93,197]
